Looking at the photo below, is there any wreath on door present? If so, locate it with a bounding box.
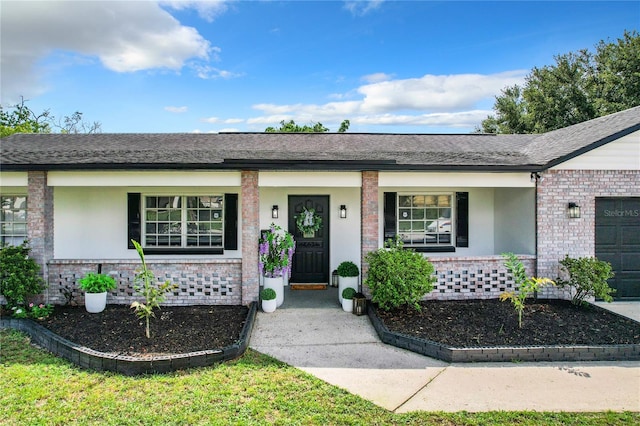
[296,207,323,236]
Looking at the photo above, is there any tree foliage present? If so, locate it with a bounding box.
[479,30,640,134]
[1,97,101,138]
[265,119,350,133]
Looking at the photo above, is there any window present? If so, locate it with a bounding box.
[398,194,453,247]
[143,195,224,249]
[1,195,27,246]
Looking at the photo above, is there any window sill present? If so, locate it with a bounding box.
[142,248,224,255]
[407,246,456,253]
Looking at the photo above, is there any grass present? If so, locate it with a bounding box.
[1,329,638,425]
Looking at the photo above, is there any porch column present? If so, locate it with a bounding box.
[241,170,260,305]
[361,171,379,288]
[27,171,54,299]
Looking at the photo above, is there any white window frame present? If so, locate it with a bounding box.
[142,194,224,249]
[1,195,27,246]
[397,192,455,247]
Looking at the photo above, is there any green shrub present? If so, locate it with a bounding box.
[557,255,615,306]
[78,272,117,293]
[0,241,45,308]
[341,287,356,300]
[336,261,359,277]
[364,237,436,311]
[260,288,276,301]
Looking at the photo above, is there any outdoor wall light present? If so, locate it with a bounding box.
[271,205,279,219]
[568,202,581,219]
[339,205,347,218]
[530,172,543,183]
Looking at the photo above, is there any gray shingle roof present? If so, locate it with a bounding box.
[1,106,638,172]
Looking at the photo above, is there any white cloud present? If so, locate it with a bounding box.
[0,0,214,102]
[343,0,384,16]
[361,72,393,84]
[358,71,526,113]
[165,106,188,113]
[161,0,231,22]
[246,71,525,131]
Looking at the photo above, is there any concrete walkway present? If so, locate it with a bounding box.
[249,288,640,412]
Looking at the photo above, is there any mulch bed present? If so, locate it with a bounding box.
[21,299,640,357]
[39,305,249,356]
[375,299,640,347]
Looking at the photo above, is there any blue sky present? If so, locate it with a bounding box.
[1,1,638,133]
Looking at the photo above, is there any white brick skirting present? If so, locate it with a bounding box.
[47,259,243,306]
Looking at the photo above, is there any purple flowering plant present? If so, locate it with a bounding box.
[259,223,296,278]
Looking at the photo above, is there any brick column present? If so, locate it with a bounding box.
[27,171,54,295]
[361,171,379,287]
[241,170,260,305]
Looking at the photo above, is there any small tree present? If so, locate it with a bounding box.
[0,241,46,308]
[499,252,554,328]
[130,240,176,338]
[556,255,615,306]
[365,237,436,311]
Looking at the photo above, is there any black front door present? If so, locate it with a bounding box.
[288,195,329,283]
[595,197,640,299]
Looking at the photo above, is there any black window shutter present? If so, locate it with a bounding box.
[224,193,238,250]
[383,192,397,240]
[456,192,469,247]
[127,193,141,249]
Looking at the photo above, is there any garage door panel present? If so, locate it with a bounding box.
[597,252,621,270]
[596,225,618,245]
[621,253,640,272]
[621,226,640,245]
[595,197,640,300]
[617,279,640,299]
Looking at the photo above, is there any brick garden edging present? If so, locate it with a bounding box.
[367,302,640,363]
[1,302,257,376]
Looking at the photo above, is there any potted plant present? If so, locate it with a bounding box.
[337,260,359,303]
[259,223,296,307]
[342,287,356,312]
[261,287,277,313]
[78,272,117,313]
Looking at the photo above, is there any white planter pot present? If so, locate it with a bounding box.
[262,298,277,313]
[342,298,353,312]
[263,276,284,307]
[84,291,107,313]
[338,276,358,303]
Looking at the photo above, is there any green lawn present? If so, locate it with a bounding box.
[1,329,637,425]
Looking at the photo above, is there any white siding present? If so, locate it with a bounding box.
[378,185,535,257]
[54,186,242,259]
[380,172,534,188]
[552,130,640,170]
[48,171,242,186]
[259,171,362,187]
[0,172,28,187]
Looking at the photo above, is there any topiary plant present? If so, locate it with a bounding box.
[336,261,359,277]
[0,241,46,308]
[260,287,277,301]
[556,255,615,306]
[364,237,436,311]
[341,287,356,300]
